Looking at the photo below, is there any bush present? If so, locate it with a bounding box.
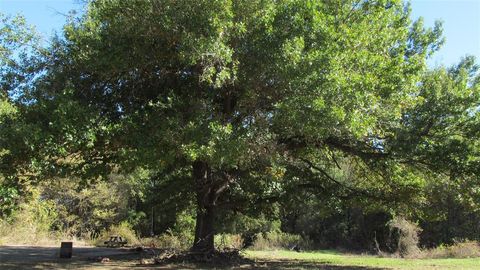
[141,233,243,251]
[0,190,60,245]
[41,176,142,237]
[93,221,140,246]
[388,217,422,258]
[423,241,480,258]
[140,230,190,250]
[250,231,312,251]
[169,210,195,248]
[134,211,195,250]
[215,234,244,250]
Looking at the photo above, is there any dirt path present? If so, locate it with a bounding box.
[0,245,153,269]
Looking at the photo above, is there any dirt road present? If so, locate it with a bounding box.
[0,245,155,269]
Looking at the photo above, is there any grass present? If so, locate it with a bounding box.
[245,250,480,270]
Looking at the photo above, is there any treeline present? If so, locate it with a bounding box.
[2,170,478,253]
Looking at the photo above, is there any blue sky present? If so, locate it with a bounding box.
[409,0,480,67]
[1,0,479,67]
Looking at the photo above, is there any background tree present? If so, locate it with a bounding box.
[0,13,40,217]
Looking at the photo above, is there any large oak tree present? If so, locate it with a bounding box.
[2,0,478,252]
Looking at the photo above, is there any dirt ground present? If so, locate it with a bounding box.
[0,245,380,270]
[0,245,164,270]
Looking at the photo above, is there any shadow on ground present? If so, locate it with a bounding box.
[250,260,388,270]
[0,246,387,270]
[0,245,144,270]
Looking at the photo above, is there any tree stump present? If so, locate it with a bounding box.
[60,242,73,258]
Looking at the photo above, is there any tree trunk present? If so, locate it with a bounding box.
[192,203,216,252]
[191,160,216,253]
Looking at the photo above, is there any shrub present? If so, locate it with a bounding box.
[388,217,422,258]
[142,233,243,251]
[0,185,19,218]
[42,178,130,235]
[169,210,195,248]
[423,241,480,258]
[215,234,244,250]
[134,211,195,250]
[250,231,312,251]
[140,230,190,250]
[94,221,140,246]
[0,190,60,245]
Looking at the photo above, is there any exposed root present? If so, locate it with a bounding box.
[153,248,253,267]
